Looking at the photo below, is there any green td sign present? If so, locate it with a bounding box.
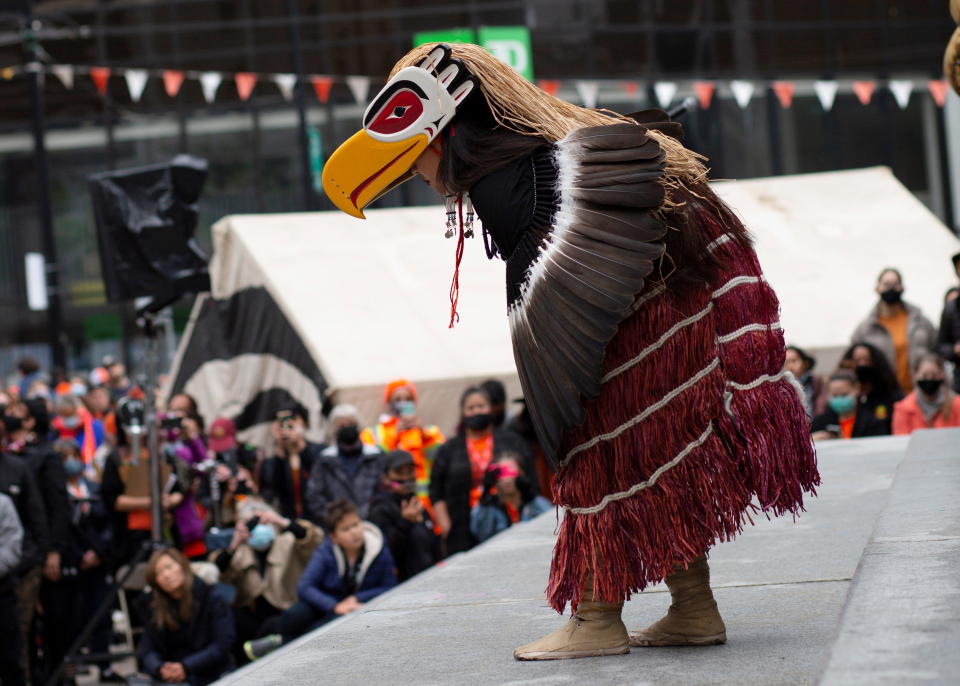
[412,26,534,81]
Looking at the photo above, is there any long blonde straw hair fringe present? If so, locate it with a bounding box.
[391,43,709,205]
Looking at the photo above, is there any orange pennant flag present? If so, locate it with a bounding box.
[622,81,639,97]
[235,72,257,101]
[162,70,184,97]
[693,81,715,109]
[90,66,110,95]
[772,81,795,108]
[928,79,948,107]
[311,76,333,103]
[538,80,560,96]
[852,80,875,105]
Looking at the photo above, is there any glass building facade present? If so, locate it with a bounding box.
[0,0,954,371]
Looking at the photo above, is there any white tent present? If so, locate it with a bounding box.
[169,166,959,445]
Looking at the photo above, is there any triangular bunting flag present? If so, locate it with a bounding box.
[162,70,184,98]
[199,72,222,103]
[235,72,257,101]
[621,81,639,97]
[538,79,560,96]
[772,81,795,108]
[575,80,599,108]
[90,67,110,95]
[274,74,296,101]
[51,65,74,89]
[124,69,148,102]
[730,80,755,109]
[346,75,370,104]
[311,76,334,103]
[888,80,913,110]
[852,80,875,105]
[929,79,948,107]
[814,80,838,111]
[693,81,715,109]
[654,81,677,109]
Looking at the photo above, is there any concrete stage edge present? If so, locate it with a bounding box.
[218,431,958,686]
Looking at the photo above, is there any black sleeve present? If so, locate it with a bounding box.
[258,457,277,504]
[40,454,71,553]
[936,303,959,362]
[428,443,451,506]
[368,498,409,556]
[100,453,123,512]
[17,462,50,556]
[286,520,307,539]
[809,410,838,435]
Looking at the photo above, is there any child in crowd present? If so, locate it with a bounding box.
[367,450,439,581]
[470,454,553,544]
[243,500,397,661]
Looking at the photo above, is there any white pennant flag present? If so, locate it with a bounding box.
[274,73,296,101]
[51,65,74,89]
[654,81,677,109]
[199,72,223,103]
[124,69,149,102]
[346,76,370,104]
[575,80,599,108]
[888,79,913,110]
[813,80,838,111]
[730,80,755,109]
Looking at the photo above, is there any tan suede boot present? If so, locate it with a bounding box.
[629,555,726,647]
[514,580,630,661]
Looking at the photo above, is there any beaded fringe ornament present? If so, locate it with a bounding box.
[444,192,475,328]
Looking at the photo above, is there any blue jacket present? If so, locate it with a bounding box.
[470,496,553,544]
[297,522,397,614]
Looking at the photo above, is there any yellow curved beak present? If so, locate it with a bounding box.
[321,130,429,218]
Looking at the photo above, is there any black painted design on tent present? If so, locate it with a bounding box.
[170,286,327,429]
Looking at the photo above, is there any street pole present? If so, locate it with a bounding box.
[286,0,315,211]
[23,2,67,370]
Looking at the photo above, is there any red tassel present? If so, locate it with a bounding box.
[448,196,465,328]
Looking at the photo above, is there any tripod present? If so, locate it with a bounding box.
[44,310,169,686]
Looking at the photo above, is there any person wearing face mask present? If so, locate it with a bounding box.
[783,345,828,418]
[470,454,553,544]
[360,379,445,519]
[367,450,439,581]
[810,371,890,441]
[42,439,119,684]
[429,386,535,555]
[937,253,960,393]
[839,342,904,434]
[305,404,383,523]
[892,353,960,434]
[50,394,106,479]
[211,500,321,664]
[851,268,937,393]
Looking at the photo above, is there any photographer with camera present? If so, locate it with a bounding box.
[470,453,553,544]
[197,417,260,530]
[211,498,321,663]
[260,405,324,523]
[367,450,439,582]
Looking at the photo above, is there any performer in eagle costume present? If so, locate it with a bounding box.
[322,43,819,661]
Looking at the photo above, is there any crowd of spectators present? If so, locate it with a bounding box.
[0,369,550,686]
[2,254,959,685]
[798,258,960,441]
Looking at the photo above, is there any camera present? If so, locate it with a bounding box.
[160,415,183,431]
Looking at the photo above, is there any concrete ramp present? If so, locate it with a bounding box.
[219,433,945,685]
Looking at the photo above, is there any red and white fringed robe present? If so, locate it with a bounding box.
[547,192,819,613]
[468,114,820,614]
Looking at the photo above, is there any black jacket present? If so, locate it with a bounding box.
[259,442,323,522]
[0,451,49,571]
[13,441,70,557]
[937,298,960,392]
[62,479,112,574]
[428,429,534,556]
[304,443,383,522]
[810,403,891,439]
[138,577,235,686]
[367,487,438,581]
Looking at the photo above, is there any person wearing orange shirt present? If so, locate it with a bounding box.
[892,353,960,434]
[851,268,936,393]
[360,380,444,522]
[810,371,890,441]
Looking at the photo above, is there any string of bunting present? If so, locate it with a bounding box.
[0,63,951,109]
